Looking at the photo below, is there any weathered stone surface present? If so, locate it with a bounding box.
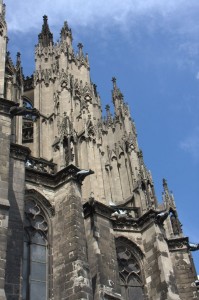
[0,1,198,299]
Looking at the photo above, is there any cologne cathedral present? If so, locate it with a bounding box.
[0,1,198,299]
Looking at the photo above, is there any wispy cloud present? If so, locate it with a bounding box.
[5,0,199,36]
[4,0,199,74]
[180,127,199,162]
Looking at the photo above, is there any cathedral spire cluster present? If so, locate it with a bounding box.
[0,4,198,300]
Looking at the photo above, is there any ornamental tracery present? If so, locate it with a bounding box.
[116,238,145,300]
[23,198,49,300]
[24,199,48,236]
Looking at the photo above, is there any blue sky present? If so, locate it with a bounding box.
[5,0,199,272]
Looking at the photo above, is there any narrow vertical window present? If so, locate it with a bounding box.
[22,98,34,143]
[116,239,145,300]
[22,200,48,300]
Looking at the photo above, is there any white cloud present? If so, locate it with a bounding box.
[180,127,199,162]
[4,0,199,36]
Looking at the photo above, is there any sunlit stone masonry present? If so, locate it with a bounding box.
[0,1,198,299]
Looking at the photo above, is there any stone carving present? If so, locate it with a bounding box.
[59,68,69,89]
[25,156,56,174]
[25,199,48,233]
[58,113,73,141]
[10,103,40,118]
[10,143,31,160]
[76,169,94,183]
[22,121,33,142]
[167,237,188,251]
[155,210,169,225]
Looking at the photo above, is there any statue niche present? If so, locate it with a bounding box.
[63,136,74,166]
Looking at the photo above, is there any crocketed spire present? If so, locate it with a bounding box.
[38,15,53,47]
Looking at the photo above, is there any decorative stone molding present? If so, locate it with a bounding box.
[26,156,57,174]
[25,189,55,217]
[0,98,15,115]
[25,163,85,188]
[10,143,31,161]
[167,237,189,252]
[84,200,158,233]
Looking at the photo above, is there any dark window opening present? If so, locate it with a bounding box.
[116,240,145,300]
[22,199,48,300]
[22,98,34,143]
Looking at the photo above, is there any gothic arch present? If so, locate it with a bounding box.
[25,189,55,218]
[23,189,54,300]
[115,237,145,300]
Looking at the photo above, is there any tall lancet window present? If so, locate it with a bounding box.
[116,238,145,300]
[22,199,48,300]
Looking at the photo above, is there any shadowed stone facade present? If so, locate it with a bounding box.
[0,1,198,299]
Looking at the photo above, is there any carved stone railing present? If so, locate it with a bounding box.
[25,156,57,174]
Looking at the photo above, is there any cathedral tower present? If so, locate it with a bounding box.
[0,0,6,97]
[0,4,199,300]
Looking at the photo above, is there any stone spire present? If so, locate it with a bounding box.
[0,0,6,97]
[111,77,125,117]
[38,15,53,47]
[0,0,5,17]
[112,77,124,103]
[60,21,72,41]
[162,178,176,209]
[15,52,23,86]
[77,43,83,58]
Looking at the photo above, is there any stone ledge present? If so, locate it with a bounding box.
[0,288,6,300]
[10,143,31,161]
[26,163,81,189]
[0,98,16,116]
[0,199,10,208]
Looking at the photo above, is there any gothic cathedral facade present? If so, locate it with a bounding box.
[0,1,198,299]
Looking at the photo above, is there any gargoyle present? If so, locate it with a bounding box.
[10,103,40,118]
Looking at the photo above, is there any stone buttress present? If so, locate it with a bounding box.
[0,4,198,300]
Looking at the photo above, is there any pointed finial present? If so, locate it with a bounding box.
[16,52,21,67]
[163,178,169,192]
[0,1,6,18]
[63,21,68,29]
[139,149,143,158]
[105,104,112,121]
[93,84,97,97]
[77,43,83,57]
[78,43,83,49]
[105,104,110,112]
[38,15,53,47]
[60,21,72,41]
[112,77,117,89]
[43,15,48,23]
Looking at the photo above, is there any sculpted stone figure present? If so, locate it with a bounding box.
[9,103,40,117]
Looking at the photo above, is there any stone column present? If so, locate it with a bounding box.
[5,144,30,300]
[53,175,93,300]
[0,99,12,300]
[142,222,181,300]
[84,203,122,300]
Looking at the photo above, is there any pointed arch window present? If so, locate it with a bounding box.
[116,238,145,300]
[22,199,48,300]
[22,98,34,143]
